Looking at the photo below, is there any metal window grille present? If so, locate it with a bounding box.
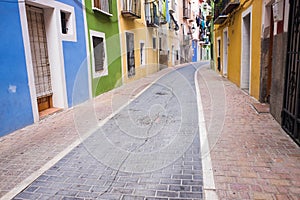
[282,0,300,145]
[26,6,53,99]
[92,36,105,72]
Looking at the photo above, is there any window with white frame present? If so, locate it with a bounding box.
[90,30,108,78]
[59,6,76,41]
[93,0,112,16]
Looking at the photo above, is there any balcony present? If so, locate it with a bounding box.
[93,0,112,16]
[222,0,240,14]
[121,0,141,19]
[214,0,240,24]
[145,1,160,27]
[183,0,191,19]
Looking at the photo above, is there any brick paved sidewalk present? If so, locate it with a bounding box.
[198,66,300,200]
[0,66,183,199]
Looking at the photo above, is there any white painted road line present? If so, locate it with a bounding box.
[195,66,218,200]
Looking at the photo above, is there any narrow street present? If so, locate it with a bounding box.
[1,0,300,199]
[5,63,204,199]
[11,63,207,200]
[0,63,299,200]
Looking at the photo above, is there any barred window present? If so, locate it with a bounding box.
[90,30,108,78]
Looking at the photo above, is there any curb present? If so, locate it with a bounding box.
[195,66,218,200]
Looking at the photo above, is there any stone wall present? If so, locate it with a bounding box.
[259,37,270,103]
[269,32,288,124]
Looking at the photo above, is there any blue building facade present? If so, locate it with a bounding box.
[0,0,89,137]
[0,2,34,136]
[192,40,198,62]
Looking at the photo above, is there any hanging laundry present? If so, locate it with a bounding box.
[196,16,200,27]
[201,19,205,29]
[166,0,170,23]
[162,0,166,18]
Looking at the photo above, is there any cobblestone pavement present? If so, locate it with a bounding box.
[11,63,206,200]
[198,67,300,200]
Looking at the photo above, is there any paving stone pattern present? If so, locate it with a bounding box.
[0,67,175,198]
[14,138,202,200]
[13,65,205,200]
[198,67,300,200]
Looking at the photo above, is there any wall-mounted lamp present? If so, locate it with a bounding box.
[191,24,196,33]
[272,0,284,22]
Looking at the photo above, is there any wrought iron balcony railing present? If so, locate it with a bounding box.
[145,1,160,27]
[121,0,141,19]
[183,0,191,19]
[214,0,240,24]
[93,0,112,15]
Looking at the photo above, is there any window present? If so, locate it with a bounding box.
[93,36,104,72]
[153,37,156,50]
[59,8,76,41]
[60,12,67,34]
[60,11,72,34]
[140,41,145,66]
[126,32,135,77]
[90,31,108,78]
[93,0,112,16]
[159,37,162,51]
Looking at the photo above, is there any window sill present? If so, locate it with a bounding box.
[92,7,113,17]
[93,69,108,78]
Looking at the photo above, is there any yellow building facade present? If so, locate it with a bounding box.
[213,0,262,99]
[118,0,161,83]
[118,0,183,83]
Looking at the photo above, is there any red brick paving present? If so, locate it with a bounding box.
[198,66,300,200]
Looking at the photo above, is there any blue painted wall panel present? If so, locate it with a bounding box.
[0,3,34,136]
[192,40,198,62]
[58,0,89,107]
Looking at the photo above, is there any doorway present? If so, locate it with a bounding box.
[282,0,300,145]
[217,37,221,71]
[26,6,53,112]
[172,45,175,66]
[266,6,274,102]
[241,11,251,93]
[140,41,145,66]
[126,32,135,77]
[223,29,228,77]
